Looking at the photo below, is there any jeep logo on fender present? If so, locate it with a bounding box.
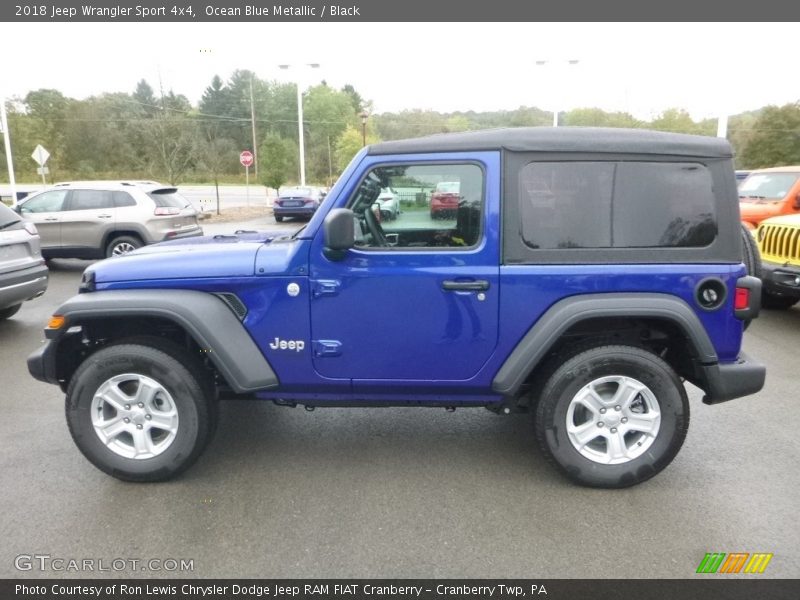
[269,338,305,352]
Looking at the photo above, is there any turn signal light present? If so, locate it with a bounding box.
[47,315,66,329]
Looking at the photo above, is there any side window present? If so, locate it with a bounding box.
[20,190,68,213]
[113,191,137,207]
[518,161,717,250]
[519,162,612,249]
[347,163,484,249]
[613,162,717,247]
[67,190,114,211]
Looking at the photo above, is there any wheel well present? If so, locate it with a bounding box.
[521,316,701,402]
[102,230,145,250]
[53,316,227,393]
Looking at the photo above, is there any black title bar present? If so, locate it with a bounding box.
[4,0,800,21]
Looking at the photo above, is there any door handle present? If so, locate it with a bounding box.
[44,217,59,222]
[98,214,112,219]
[442,280,490,292]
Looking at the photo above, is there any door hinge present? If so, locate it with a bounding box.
[313,340,343,357]
[311,279,341,298]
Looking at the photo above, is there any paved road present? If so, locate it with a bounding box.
[1,234,798,578]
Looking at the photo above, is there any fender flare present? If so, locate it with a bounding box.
[491,293,717,396]
[43,289,278,393]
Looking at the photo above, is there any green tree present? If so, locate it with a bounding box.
[196,136,236,213]
[259,134,297,192]
[739,103,800,168]
[564,107,641,128]
[335,126,378,172]
[650,108,703,134]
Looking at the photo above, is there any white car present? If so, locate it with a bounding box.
[376,188,400,220]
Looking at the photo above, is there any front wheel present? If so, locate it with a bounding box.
[535,345,689,488]
[275,215,283,223]
[65,342,216,481]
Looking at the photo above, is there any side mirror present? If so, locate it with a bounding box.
[323,208,355,260]
[794,192,800,210]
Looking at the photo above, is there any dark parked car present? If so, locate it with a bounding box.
[273,187,325,222]
[0,202,48,321]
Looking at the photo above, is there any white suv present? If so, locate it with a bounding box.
[16,181,203,258]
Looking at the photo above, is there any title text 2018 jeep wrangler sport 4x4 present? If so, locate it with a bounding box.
[28,128,765,488]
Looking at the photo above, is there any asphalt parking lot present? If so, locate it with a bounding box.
[1,224,798,579]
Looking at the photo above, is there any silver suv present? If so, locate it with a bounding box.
[16,181,203,258]
[0,202,48,320]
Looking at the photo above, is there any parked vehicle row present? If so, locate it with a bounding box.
[0,201,48,321]
[14,181,203,259]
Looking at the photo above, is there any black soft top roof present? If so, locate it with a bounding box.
[368,127,733,158]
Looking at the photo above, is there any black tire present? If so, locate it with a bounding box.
[740,224,761,330]
[535,345,689,489]
[740,223,760,279]
[275,215,283,223]
[65,341,216,482]
[761,292,799,310]
[0,303,22,321]
[106,235,142,258]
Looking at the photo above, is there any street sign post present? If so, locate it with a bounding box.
[240,150,254,207]
[31,144,50,186]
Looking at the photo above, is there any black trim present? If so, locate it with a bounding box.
[760,259,800,300]
[27,289,278,393]
[491,293,717,397]
[700,351,766,404]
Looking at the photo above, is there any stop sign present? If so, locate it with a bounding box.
[240,150,254,167]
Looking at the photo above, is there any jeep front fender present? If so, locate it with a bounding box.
[28,289,278,393]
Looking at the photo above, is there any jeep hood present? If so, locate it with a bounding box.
[739,200,782,221]
[88,231,294,284]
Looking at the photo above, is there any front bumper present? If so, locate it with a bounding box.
[760,259,800,299]
[27,339,58,385]
[0,262,48,309]
[700,352,766,405]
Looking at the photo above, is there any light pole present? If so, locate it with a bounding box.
[359,111,369,147]
[279,63,320,187]
[535,59,579,127]
[0,96,17,206]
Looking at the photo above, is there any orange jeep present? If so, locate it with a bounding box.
[739,166,800,229]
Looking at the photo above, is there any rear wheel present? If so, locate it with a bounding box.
[65,341,216,482]
[106,235,142,258]
[535,345,689,488]
[0,304,22,321]
[275,215,283,223]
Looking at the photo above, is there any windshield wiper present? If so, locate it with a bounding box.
[0,220,20,231]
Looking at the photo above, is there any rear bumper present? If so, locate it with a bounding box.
[274,206,317,218]
[700,352,766,405]
[160,226,204,242]
[0,262,48,309]
[760,259,800,299]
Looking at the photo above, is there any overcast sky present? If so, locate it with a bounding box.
[1,22,797,120]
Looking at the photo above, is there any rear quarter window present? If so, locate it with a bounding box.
[519,161,717,249]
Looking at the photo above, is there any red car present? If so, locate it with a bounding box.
[430,181,461,219]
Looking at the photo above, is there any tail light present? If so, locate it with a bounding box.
[734,276,761,321]
[154,207,180,216]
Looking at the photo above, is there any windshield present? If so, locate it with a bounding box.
[147,190,189,208]
[280,187,313,198]
[739,173,799,200]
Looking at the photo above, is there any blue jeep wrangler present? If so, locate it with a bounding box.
[28,128,765,488]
